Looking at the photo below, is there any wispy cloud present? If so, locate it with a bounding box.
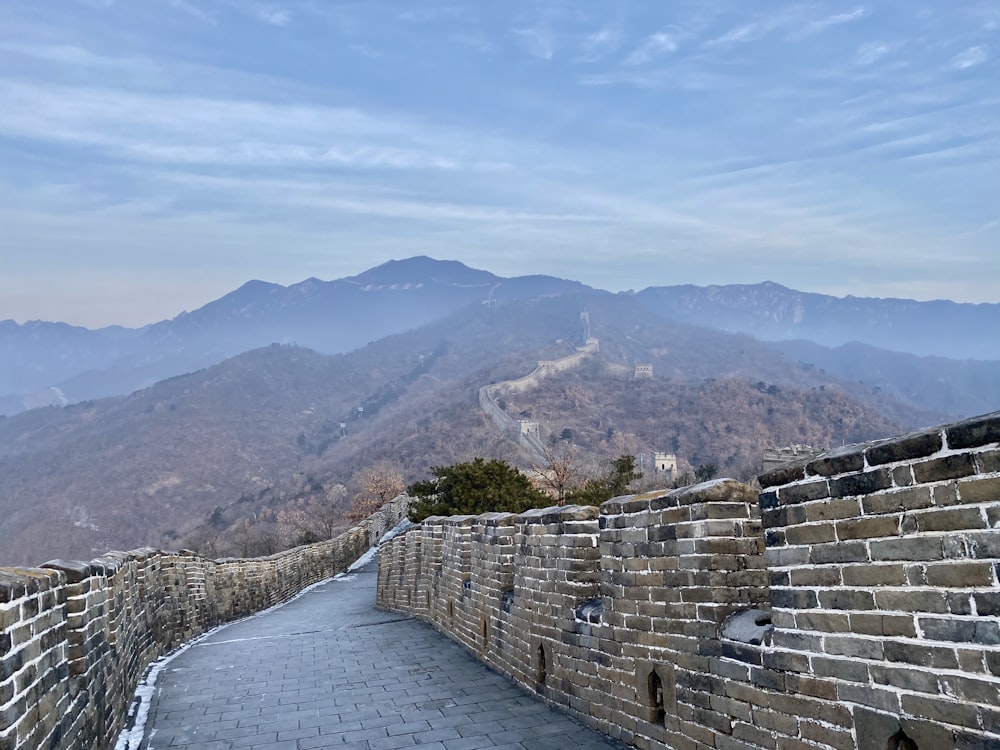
[513,27,554,60]
[795,7,867,38]
[0,81,487,172]
[624,31,679,66]
[578,28,620,62]
[950,45,988,70]
[3,0,999,323]
[348,43,383,59]
[855,41,892,66]
[252,5,291,27]
[166,0,217,26]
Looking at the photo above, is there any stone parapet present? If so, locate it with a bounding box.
[379,410,1000,750]
[0,495,409,750]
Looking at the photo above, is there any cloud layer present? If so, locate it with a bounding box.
[1,0,998,326]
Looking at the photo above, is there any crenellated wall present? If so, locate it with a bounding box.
[0,495,409,750]
[378,411,1000,750]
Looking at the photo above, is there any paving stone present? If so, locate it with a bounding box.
[137,556,623,749]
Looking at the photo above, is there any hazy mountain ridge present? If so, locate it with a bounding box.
[0,294,590,564]
[5,260,999,418]
[767,339,1000,420]
[0,288,945,565]
[0,257,583,413]
[635,281,1000,360]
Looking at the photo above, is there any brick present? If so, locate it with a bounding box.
[778,481,830,505]
[912,453,977,483]
[812,656,869,685]
[917,617,999,644]
[884,640,957,668]
[761,505,807,529]
[785,523,836,545]
[836,515,899,540]
[861,486,932,515]
[758,461,807,489]
[870,537,943,561]
[810,541,868,564]
[865,429,943,465]
[946,412,1000,450]
[974,592,1000,616]
[819,589,876,611]
[905,506,987,533]
[795,611,849,633]
[939,675,1000,706]
[830,469,892,499]
[870,664,939,693]
[979,448,1000,474]
[804,498,858,522]
[788,567,841,587]
[770,630,822,652]
[924,562,995,588]
[801,721,854,750]
[969,532,1000,559]
[957,476,1000,505]
[842,564,906,586]
[825,635,883,660]
[900,694,981,728]
[850,614,916,638]
[768,589,817,610]
[892,465,915,487]
[807,448,864,477]
[874,590,948,613]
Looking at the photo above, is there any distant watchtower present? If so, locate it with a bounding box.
[762,445,823,473]
[518,420,540,441]
[653,452,677,483]
[634,364,653,379]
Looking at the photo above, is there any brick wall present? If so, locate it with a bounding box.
[0,495,409,750]
[378,411,1000,750]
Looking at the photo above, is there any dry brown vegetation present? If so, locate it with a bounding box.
[0,290,925,565]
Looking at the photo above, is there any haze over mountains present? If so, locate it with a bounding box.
[3,256,998,419]
[1,256,997,565]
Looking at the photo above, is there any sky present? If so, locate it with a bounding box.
[2,1,998,328]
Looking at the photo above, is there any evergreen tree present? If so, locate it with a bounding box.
[407,458,550,522]
[565,455,642,506]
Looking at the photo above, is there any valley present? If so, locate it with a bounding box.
[0,258,996,565]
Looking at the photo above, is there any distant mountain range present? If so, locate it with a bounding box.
[1,256,998,564]
[0,286,935,565]
[634,281,1000,360]
[0,257,584,414]
[4,257,997,421]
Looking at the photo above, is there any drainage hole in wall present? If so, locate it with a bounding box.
[536,644,547,691]
[647,670,666,725]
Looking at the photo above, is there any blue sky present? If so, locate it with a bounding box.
[2,1,998,327]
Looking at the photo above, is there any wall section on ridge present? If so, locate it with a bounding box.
[378,410,1000,750]
[0,495,409,750]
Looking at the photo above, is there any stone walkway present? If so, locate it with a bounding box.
[134,554,625,750]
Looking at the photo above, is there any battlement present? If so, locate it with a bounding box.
[0,496,409,750]
[378,411,1000,750]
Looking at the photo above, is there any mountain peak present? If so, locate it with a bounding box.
[349,257,498,287]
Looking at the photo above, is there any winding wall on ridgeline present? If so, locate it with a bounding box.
[479,338,600,463]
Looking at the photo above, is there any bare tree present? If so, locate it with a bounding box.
[530,444,582,505]
[279,483,349,543]
[348,462,405,521]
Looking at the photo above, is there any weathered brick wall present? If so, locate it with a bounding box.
[757,412,1000,750]
[0,495,409,750]
[378,411,1000,750]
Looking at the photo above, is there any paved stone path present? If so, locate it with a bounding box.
[137,555,625,750]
